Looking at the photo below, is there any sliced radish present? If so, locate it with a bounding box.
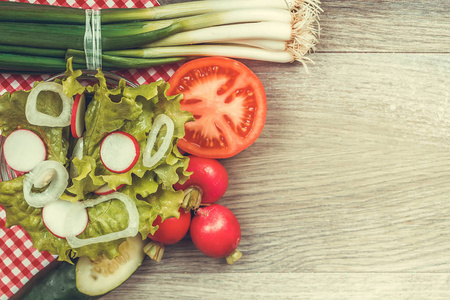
[94,183,125,195]
[26,82,73,127]
[3,129,47,172]
[23,160,69,208]
[100,131,140,174]
[42,199,88,239]
[71,93,86,139]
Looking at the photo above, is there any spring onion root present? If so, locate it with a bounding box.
[0,0,321,73]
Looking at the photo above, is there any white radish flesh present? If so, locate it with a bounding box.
[23,160,69,208]
[42,199,88,239]
[3,129,46,172]
[94,184,125,195]
[71,93,86,139]
[25,82,74,127]
[143,114,174,169]
[100,132,140,174]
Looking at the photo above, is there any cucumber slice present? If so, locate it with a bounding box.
[76,234,146,296]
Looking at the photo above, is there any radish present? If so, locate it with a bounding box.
[71,93,86,139]
[42,199,88,239]
[3,129,46,172]
[174,156,228,210]
[100,131,140,174]
[94,183,125,195]
[145,208,191,261]
[190,204,242,264]
[149,208,191,245]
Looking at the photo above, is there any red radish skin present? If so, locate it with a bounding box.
[174,156,228,210]
[42,200,88,239]
[190,204,242,264]
[71,93,86,139]
[3,129,47,172]
[100,131,140,174]
[93,184,125,195]
[145,208,191,262]
[149,208,191,245]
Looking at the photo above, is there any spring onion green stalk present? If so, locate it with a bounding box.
[0,45,66,59]
[0,53,84,73]
[0,0,289,24]
[66,49,187,70]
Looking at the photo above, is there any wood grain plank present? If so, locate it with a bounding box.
[97,54,450,299]
[104,273,450,299]
[318,0,450,52]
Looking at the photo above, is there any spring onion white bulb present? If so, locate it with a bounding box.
[146,22,293,48]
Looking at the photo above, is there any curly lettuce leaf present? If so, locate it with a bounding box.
[83,71,143,156]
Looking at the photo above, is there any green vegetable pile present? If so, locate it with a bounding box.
[0,60,194,263]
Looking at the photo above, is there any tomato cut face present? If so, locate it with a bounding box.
[168,57,267,159]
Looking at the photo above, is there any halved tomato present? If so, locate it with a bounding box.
[168,57,267,159]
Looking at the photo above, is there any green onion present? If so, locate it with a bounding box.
[0,53,84,73]
[0,0,321,73]
[105,45,296,63]
[66,49,187,70]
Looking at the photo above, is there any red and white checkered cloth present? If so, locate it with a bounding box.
[0,0,182,298]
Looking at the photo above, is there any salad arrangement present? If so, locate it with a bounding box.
[0,55,268,298]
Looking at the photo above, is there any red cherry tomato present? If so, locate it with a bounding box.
[149,208,191,245]
[190,204,241,260]
[168,57,267,159]
[174,156,228,209]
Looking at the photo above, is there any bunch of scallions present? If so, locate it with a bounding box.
[0,0,322,73]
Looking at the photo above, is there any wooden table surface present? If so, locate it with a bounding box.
[102,0,450,298]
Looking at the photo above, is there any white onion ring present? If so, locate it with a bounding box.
[23,160,69,208]
[65,192,139,249]
[26,82,73,127]
[143,114,174,168]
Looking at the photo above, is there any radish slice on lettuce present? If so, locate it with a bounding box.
[23,160,69,208]
[25,82,74,127]
[65,192,139,249]
[100,131,140,174]
[94,184,125,195]
[71,93,86,139]
[3,129,46,172]
[42,199,88,239]
[143,114,174,168]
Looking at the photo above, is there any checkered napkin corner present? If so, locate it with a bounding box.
[0,0,184,298]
